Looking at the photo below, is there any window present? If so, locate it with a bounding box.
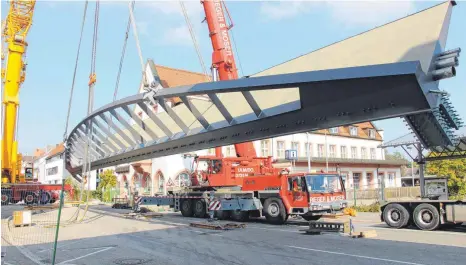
[46,166,58,176]
[388,173,395,187]
[207,148,215,155]
[368,129,376,139]
[340,146,347,158]
[353,173,361,189]
[329,145,336,158]
[370,148,376,159]
[329,127,339,134]
[317,144,325,157]
[277,141,285,158]
[260,140,270,156]
[291,141,299,155]
[351,147,357,159]
[304,143,312,157]
[361,147,367,159]
[350,126,358,136]
[225,146,235,157]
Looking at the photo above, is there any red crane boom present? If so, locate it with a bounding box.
[201,0,258,158]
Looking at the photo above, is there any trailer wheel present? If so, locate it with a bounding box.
[230,210,249,222]
[180,200,194,217]
[193,199,207,218]
[413,203,440,231]
[383,203,409,228]
[264,198,287,225]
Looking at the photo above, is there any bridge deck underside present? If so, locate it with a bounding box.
[66,61,432,176]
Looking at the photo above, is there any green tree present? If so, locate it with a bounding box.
[426,158,466,199]
[98,169,117,189]
[385,150,409,163]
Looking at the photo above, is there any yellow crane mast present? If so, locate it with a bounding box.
[1,0,36,185]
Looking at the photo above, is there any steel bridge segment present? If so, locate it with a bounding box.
[66,60,439,175]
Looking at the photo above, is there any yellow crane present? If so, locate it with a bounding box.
[1,0,36,185]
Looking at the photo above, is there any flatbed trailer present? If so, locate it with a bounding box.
[380,200,466,231]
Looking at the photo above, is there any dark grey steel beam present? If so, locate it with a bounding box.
[65,61,443,175]
[157,98,189,134]
[78,124,112,155]
[242,91,263,118]
[137,102,173,138]
[208,93,234,124]
[121,105,158,140]
[180,96,210,130]
[99,113,136,147]
[92,117,127,150]
[109,108,144,144]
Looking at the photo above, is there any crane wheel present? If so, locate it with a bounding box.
[230,210,249,222]
[193,199,207,218]
[215,210,230,220]
[180,199,194,217]
[264,198,287,225]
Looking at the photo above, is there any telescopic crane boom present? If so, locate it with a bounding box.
[1,0,36,184]
[201,0,258,158]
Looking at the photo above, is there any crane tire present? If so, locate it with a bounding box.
[180,199,194,217]
[230,210,249,222]
[413,203,440,231]
[383,203,410,228]
[193,199,207,218]
[215,210,230,220]
[1,193,10,205]
[264,197,287,225]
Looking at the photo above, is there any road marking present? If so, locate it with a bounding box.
[369,226,466,236]
[249,226,300,233]
[38,240,82,253]
[56,246,114,265]
[288,246,427,265]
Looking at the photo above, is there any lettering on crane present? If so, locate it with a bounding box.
[310,195,345,203]
[213,0,232,57]
[235,167,254,178]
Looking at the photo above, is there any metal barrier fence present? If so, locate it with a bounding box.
[1,184,71,264]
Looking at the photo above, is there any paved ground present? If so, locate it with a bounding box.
[2,205,466,265]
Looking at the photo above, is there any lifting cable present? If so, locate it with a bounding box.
[76,0,100,223]
[128,0,148,87]
[113,1,134,102]
[63,0,88,224]
[179,1,210,81]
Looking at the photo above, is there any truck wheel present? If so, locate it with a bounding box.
[230,210,249,222]
[180,200,194,217]
[413,203,440,231]
[39,192,51,205]
[264,198,287,225]
[193,199,207,218]
[24,193,36,205]
[383,203,409,228]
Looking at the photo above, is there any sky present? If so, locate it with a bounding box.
[1,0,465,157]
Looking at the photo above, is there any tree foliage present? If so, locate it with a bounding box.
[98,169,117,189]
[426,158,466,199]
[385,150,409,164]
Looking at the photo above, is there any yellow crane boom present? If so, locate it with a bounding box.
[1,0,36,184]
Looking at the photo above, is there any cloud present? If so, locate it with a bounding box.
[259,0,416,27]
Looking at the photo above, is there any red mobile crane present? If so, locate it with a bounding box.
[138,0,348,224]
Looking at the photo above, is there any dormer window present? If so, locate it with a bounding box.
[329,127,339,134]
[368,129,376,139]
[350,126,358,136]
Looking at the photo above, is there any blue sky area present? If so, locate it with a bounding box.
[1,0,465,156]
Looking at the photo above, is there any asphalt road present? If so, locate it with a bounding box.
[2,205,466,265]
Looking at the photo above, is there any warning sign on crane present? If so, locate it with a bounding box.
[285,150,298,161]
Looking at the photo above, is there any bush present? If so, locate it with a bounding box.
[353,202,380,212]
